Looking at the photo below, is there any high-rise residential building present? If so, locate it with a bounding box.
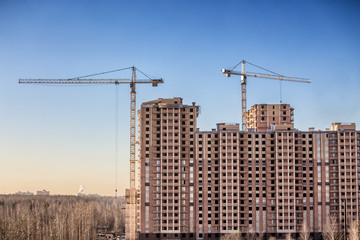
[139,98,199,239]
[139,98,360,240]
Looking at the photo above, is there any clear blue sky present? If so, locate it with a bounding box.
[0,0,359,195]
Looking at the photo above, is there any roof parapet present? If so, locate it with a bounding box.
[331,122,356,131]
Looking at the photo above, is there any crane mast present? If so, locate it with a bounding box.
[240,60,246,134]
[222,60,310,131]
[19,67,163,240]
[129,67,136,240]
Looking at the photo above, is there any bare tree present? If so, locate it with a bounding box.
[242,231,264,240]
[347,220,359,240]
[220,232,242,240]
[246,232,257,240]
[257,232,264,240]
[299,222,310,240]
[285,233,293,240]
[0,194,126,240]
[323,215,343,240]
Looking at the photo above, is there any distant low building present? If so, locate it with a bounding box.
[15,191,34,195]
[36,189,50,196]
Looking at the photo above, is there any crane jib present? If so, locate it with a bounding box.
[18,79,164,84]
[221,70,310,83]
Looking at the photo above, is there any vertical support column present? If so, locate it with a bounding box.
[129,67,137,240]
[241,60,247,131]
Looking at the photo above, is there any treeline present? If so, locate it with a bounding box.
[0,194,125,240]
[220,217,359,240]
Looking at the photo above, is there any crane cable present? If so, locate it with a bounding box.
[115,85,119,197]
[230,60,284,76]
[69,67,133,80]
[69,66,155,80]
[230,60,285,103]
[245,60,285,103]
[245,61,284,77]
[135,67,154,80]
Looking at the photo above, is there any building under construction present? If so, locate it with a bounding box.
[138,97,360,240]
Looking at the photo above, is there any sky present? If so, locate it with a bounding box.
[0,0,359,196]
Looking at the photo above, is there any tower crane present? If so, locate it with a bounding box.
[221,60,310,131]
[19,66,163,240]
